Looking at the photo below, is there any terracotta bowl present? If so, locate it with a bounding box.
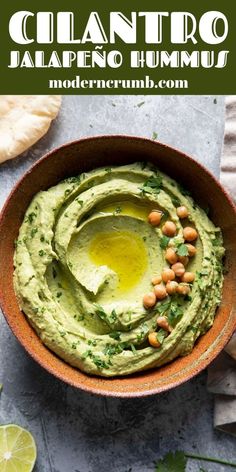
[0,136,235,397]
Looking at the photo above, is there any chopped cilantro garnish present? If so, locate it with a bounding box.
[196,269,209,290]
[156,299,172,315]
[198,269,209,276]
[171,196,181,207]
[88,339,97,346]
[157,299,183,328]
[65,176,81,184]
[82,349,109,369]
[140,175,163,196]
[160,236,170,249]
[136,323,149,342]
[92,356,109,369]
[212,237,221,247]
[130,343,137,354]
[82,349,92,359]
[104,340,137,357]
[156,329,168,345]
[59,331,66,337]
[94,304,110,324]
[104,343,124,356]
[168,305,183,327]
[95,305,119,326]
[64,188,73,196]
[176,243,189,257]
[30,228,38,238]
[25,212,37,224]
[189,325,198,334]
[38,249,46,257]
[110,309,118,322]
[109,331,121,341]
[152,131,158,140]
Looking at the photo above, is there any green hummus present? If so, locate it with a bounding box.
[14,163,224,377]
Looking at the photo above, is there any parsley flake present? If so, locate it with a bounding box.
[168,305,183,327]
[156,329,168,345]
[160,236,170,249]
[176,243,189,257]
[25,212,37,224]
[30,228,38,238]
[109,331,121,341]
[140,175,163,195]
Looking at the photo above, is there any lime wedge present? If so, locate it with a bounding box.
[0,424,37,472]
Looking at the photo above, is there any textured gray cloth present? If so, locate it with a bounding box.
[207,96,236,436]
[220,96,236,198]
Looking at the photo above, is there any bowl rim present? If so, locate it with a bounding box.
[0,134,236,398]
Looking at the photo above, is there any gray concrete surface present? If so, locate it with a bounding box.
[0,96,235,472]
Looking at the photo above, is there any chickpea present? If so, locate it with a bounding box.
[166,280,178,295]
[178,255,189,266]
[177,283,191,296]
[183,227,198,242]
[181,272,195,283]
[162,221,177,237]
[157,316,172,332]
[165,247,178,265]
[151,275,162,285]
[148,332,161,348]
[148,210,162,227]
[171,262,185,277]
[154,284,167,300]
[161,268,175,283]
[176,206,189,219]
[186,243,197,257]
[143,292,156,309]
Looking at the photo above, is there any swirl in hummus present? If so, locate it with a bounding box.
[14,163,224,377]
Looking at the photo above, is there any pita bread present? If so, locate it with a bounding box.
[0,95,62,163]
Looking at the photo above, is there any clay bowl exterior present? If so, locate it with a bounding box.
[0,136,235,397]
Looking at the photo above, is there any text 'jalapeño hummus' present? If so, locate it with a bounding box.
[14,163,224,377]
